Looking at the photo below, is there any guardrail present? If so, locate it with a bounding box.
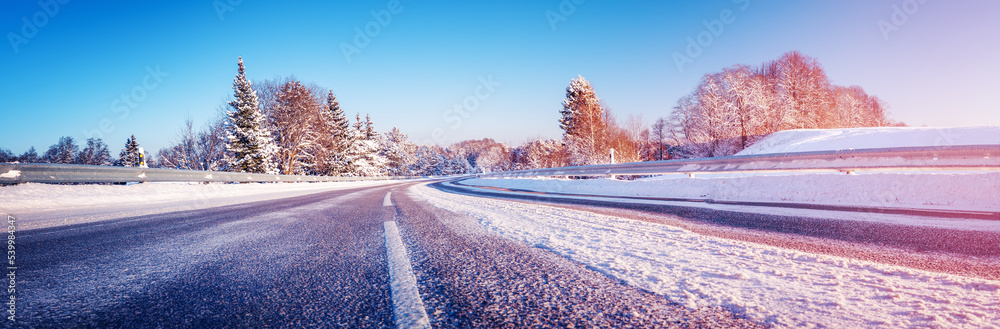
[3,145,997,184]
[0,163,423,184]
[478,145,1000,178]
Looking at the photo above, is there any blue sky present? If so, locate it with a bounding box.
[1,0,998,154]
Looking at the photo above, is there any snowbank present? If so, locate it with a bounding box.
[412,183,1000,328]
[0,181,401,229]
[464,172,1000,214]
[737,126,1000,155]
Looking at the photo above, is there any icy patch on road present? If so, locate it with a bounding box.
[412,184,1000,328]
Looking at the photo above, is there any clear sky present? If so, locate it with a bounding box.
[2,0,998,154]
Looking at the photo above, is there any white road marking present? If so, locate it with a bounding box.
[383,221,430,329]
[383,192,393,206]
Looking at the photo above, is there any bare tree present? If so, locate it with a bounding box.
[651,117,668,160]
[763,51,834,129]
[665,51,894,158]
[270,80,322,175]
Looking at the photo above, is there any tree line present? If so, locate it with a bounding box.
[665,51,899,158]
[157,57,475,177]
[425,51,901,170]
[0,135,145,167]
[2,51,899,176]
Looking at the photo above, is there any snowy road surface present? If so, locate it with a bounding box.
[8,178,999,327]
[13,181,761,328]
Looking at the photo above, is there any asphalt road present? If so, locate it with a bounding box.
[15,181,764,328]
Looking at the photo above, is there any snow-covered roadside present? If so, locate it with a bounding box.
[411,183,1000,328]
[0,181,402,230]
[463,172,1000,213]
[736,126,1000,155]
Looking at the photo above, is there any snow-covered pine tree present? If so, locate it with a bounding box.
[445,151,473,175]
[313,90,351,175]
[559,75,608,165]
[223,57,279,174]
[343,113,387,177]
[409,145,440,176]
[380,127,416,176]
[341,113,361,176]
[116,135,141,167]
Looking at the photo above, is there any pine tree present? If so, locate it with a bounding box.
[326,91,349,134]
[343,113,387,176]
[445,152,473,175]
[313,90,351,175]
[380,127,416,176]
[223,57,279,174]
[410,145,440,176]
[116,135,141,167]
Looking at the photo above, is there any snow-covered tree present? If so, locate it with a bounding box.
[271,80,321,175]
[475,144,510,173]
[77,138,112,165]
[312,90,352,175]
[559,75,609,165]
[763,51,834,129]
[443,152,473,175]
[223,57,279,174]
[410,145,442,176]
[831,85,889,128]
[44,136,79,164]
[666,51,894,158]
[116,135,141,167]
[380,127,416,176]
[157,117,228,171]
[514,139,566,169]
[343,113,387,177]
[407,144,474,176]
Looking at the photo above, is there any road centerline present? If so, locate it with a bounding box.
[383,220,430,329]
[384,192,393,207]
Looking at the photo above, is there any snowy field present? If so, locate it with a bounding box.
[0,180,403,230]
[736,126,1000,155]
[412,183,1000,328]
